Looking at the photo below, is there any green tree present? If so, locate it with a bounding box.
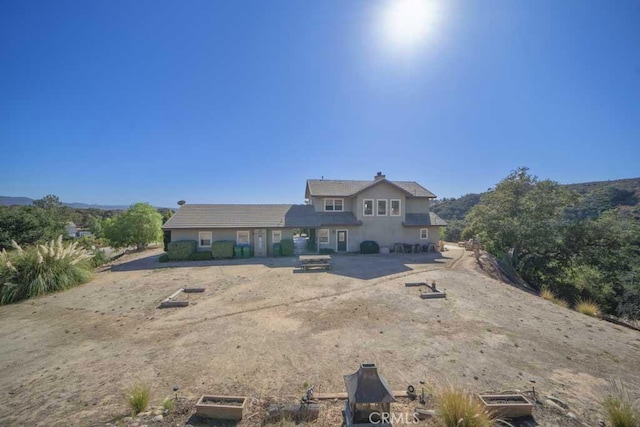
[103,203,163,250]
[33,194,63,209]
[465,167,577,290]
[87,216,103,238]
[0,206,66,249]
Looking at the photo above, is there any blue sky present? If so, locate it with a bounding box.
[1,0,638,207]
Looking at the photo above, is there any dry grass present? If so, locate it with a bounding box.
[576,299,601,317]
[436,384,496,427]
[540,288,569,309]
[603,381,639,427]
[540,288,555,301]
[125,382,151,415]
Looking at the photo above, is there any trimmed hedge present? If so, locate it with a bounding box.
[158,253,170,263]
[280,238,295,256]
[212,240,235,259]
[188,251,213,261]
[360,240,379,254]
[167,240,197,260]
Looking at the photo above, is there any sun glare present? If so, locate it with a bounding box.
[379,0,440,53]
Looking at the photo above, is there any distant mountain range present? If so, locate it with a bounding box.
[0,196,131,210]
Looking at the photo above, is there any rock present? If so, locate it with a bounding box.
[567,412,577,420]
[414,408,437,420]
[123,417,133,422]
[153,415,163,422]
[546,395,569,409]
[544,399,564,411]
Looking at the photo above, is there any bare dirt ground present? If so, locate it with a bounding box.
[1,246,639,426]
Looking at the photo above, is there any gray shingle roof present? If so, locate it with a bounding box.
[162,204,320,229]
[306,179,436,198]
[316,212,362,226]
[403,213,448,227]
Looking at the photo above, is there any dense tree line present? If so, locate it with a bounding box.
[460,168,640,320]
[0,195,171,250]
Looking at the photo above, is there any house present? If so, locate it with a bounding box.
[161,172,447,256]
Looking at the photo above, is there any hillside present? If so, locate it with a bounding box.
[0,196,140,210]
[432,177,640,222]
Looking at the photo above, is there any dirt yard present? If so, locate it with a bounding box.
[1,246,639,426]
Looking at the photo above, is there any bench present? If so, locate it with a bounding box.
[298,255,332,271]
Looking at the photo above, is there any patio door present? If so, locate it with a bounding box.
[337,230,347,252]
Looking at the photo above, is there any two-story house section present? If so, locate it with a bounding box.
[304,172,447,252]
[163,172,447,256]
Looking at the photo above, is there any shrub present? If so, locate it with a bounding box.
[360,240,379,254]
[212,240,234,259]
[319,248,335,255]
[188,251,213,261]
[125,381,151,415]
[158,253,170,263]
[0,237,93,305]
[162,397,174,413]
[280,238,295,256]
[540,288,569,309]
[91,249,109,267]
[576,299,600,317]
[540,288,555,301]
[167,240,197,260]
[603,382,639,427]
[436,384,495,427]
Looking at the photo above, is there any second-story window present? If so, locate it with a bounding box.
[324,198,344,211]
[363,199,374,216]
[390,199,401,216]
[377,199,387,216]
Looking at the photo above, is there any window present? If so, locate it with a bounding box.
[420,228,429,240]
[272,230,282,243]
[237,231,250,244]
[363,199,374,216]
[390,199,401,216]
[324,198,344,212]
[377,199,387,216]
[198,231,212,247]
[318,229,330,244]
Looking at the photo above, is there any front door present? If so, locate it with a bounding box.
[337,230,347,252]
[253,229,267,257]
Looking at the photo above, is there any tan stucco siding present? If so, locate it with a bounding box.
[310,196,353,213]
[168,228,294,256]
[405,197,430,214]
[316,225,440,252]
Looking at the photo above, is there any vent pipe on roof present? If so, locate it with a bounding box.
[374,172,385,181]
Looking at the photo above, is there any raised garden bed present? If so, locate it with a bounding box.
[478,394,534,418]
[195,395,248,420]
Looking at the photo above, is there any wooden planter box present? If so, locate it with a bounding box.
[479,394,533,419]
[195,395,248,420]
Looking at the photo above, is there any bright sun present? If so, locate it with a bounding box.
[379,0,440,52]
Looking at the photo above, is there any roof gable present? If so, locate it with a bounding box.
[306,178,436,198]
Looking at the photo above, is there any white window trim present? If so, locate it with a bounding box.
[272,230,282,243]
[318,228,330,244]
[336,229,348,252]
[363,199,374,216]
[420,228,429,240]
[390,199,401,216]
[236,230,250,245]
[198,231,212,248]
[376,199,388,216]
[324,198,344,212]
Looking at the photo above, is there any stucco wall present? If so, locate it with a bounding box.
[168,228,294,256]
[405,197,430,214]
[316,225,440,252]
[310,196,353,213]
